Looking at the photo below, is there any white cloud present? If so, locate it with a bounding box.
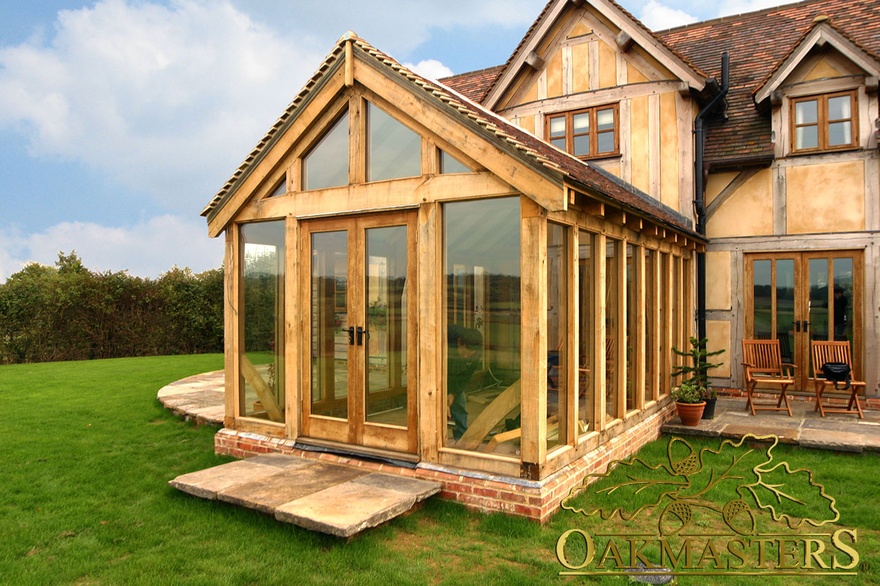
[0,0,322,214]
[0,215,223,282]
[404,59,455,81]
[639,0,698,30]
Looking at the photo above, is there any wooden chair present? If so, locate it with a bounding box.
[741,339,795,416]
[810,340,865,418]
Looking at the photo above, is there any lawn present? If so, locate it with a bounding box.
[1,355,878,585]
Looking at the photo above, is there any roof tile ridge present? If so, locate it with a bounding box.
[656,0,819,35]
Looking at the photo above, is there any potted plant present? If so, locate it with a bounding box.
[672,337,725,420]
[671,381,706,426]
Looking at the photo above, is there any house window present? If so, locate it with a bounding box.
[547,105,618,159]
[303,110,349,190]
[791,90,857,153]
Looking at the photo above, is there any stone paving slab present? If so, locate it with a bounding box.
[157,370,225,425]
[275,474,440,538]
[170,455,441,537]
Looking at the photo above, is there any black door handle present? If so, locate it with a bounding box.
[347,326,355,346]
[356,326,368,346]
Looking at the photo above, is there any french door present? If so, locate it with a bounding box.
[302,212,417,453]
[745,250,861,390]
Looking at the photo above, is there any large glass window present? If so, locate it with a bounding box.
[240,222,285,422]
[577,231,594,435]
[547,223,568,450]
[367,102,421,182]
[303,110,349,190]
[644,248,656,404]
[625,243,638,411]
[605,238,620,420]
[546,104,619,159]
[444,198,521,454]
[792,90,857,153]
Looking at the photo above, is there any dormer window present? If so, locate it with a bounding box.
[546,105,619,160]
[791,90,858,153]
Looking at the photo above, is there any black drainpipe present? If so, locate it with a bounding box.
[694,51,729,344]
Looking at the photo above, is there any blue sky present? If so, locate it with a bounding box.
[0,0,798,282]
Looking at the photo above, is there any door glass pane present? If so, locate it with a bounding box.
[578,231,594,436]
[658,253,668,397]
[776,259,795,364]
[444,197,521,453]
[832,258,853,342]
[809,258,829,342]
[365,226,408,427]
[605,239,620,421]
[311,231,349,419]
[367,102,421,182]
[753,260,772,339]
[547,223,567,450]
[241,222,285,422]
[303,111,349,190]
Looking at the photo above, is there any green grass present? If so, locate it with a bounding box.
[1,356,879,584]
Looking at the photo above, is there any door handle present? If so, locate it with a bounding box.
[803,320,810,333]
[347,326,355,346]
[795,321,800,332]
[356,326,367,346]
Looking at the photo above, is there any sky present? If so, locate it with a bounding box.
[0,0,800,283]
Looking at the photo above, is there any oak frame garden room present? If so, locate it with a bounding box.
[201,33,699,515]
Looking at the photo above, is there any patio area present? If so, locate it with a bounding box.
[663,394,880,452]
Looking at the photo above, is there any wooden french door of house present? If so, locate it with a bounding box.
[302,212,417,454]
[744,250,862,390]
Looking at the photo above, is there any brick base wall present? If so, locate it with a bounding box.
[214,402,676,522]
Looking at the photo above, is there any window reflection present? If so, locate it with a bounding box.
[303,111,349,190]
[444,198,521,454]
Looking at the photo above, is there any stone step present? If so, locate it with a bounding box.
[170,454,441,538]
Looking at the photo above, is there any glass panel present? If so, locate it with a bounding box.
[626,244,637,411]
[796,100,818,124]
[551,137,567,151]
[549,117,566,138]
[596,108,614,130]
[573,134,590,156]
[776,260,795,364]
[832,258,853,342]
[310,230,349,419]
[605,239,620,421]
[597,131,614,154]
[304,111,349,190]
[796,126,818,150]
[577,231,594,436]
[573,112,590,132]
[828,121,851,147]
[439,149,470,174]
[241,222,285,422]
[268,179,286,198]
[367,102,421,182]
[828,95,851,120]
[809,258,830,342]
[444,198,521,453]
[752,260,772,339]
[658,253,669,396]
[547,223,567,450]
[644,249,655,404]
[365,226,409,427]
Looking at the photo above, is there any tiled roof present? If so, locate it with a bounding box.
[204,33,694,235]
[440,65,503,103]
[658,0,880,164]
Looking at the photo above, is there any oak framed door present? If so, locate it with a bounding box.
[744,250,862,390]
[301,211,418,453]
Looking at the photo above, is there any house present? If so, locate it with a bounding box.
[200,0,880,521]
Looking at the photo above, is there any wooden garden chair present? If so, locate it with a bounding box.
[741,339,795,416]
[810,340,865,418]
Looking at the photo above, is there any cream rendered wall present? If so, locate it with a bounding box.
[706,320,731,378]
[706,169,773,238]
[786,161,866,234]
[706,251,731,311]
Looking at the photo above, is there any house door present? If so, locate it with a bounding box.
[302,212,417,454]
[744,251,861,390]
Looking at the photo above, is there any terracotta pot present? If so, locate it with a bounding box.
[676,401,706,426]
